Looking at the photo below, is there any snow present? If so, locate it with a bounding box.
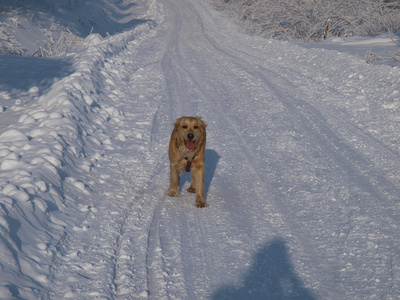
[1,0,400,299]
[300,33,400,66]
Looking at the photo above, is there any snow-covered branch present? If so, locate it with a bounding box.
[209,0,400,41]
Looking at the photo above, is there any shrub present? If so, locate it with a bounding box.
[210,0,400,41]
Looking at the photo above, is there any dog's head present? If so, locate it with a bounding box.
[173,116,207,151]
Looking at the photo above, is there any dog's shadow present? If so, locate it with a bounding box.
[180,149,220,200]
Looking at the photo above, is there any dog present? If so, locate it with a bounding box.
[168,116,207,208]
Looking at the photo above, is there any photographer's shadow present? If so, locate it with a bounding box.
[212,238,316,300]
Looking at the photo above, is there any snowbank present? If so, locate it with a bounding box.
[0,0,160,297]
[0,0,155,56]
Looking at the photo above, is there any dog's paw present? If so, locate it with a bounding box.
[187,187,196,193]
[167,190,179,197]
[196,201,208,208]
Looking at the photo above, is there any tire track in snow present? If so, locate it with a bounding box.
[201,11,400,220]
[154,1,338,296]
[97,6,200,296]
[46,14,171,297]
[206,50,397,298]
[254,69,400,297]
[157,0,400,297]
[137,1,261,298]
[176,54,341,298]
[194,9,400,295]
[135,0,327,297]
[101,53,173,298]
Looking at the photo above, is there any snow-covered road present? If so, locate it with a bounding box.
[1,0,400,298]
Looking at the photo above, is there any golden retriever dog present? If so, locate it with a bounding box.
[168,116,208,208]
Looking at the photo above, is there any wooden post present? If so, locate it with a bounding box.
[323,19,330,40]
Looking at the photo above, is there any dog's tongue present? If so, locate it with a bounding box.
[186,141,195,150]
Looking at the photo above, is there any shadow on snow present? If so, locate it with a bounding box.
[204,149,220,201]
[212,238,316,300]
[0,0,153,38]
[0,55,73,93]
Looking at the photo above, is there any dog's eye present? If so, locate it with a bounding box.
[183,125,188,129]
[194,126,199,129]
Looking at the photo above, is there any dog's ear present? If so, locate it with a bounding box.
[196,117,207,129]
[171,117,185,148]
[173,117,183,132]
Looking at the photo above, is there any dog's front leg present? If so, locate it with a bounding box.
[187,173,196,194]
[192,167,207,207]
[168,164,180,197]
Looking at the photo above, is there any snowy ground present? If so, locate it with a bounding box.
[1,0,400,299]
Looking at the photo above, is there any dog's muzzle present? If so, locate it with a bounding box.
[185,140,195,150]
[185,133,195,150]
